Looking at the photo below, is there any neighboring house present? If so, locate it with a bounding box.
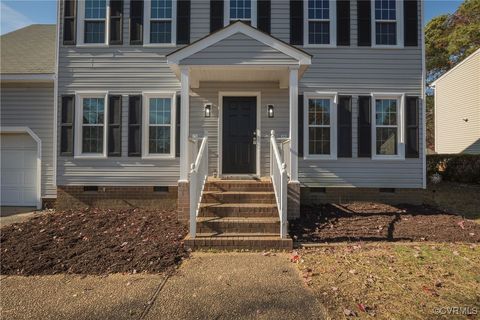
[432,49,480,154]
[0,25,57,209]
[1,0,424,247]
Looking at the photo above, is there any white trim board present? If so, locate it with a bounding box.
[218,91,261,177]
[0,126,42,209]
[167,21,312,65]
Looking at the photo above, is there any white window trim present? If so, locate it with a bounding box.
[303,92,338,160]
[304,0,337,48]
[371,93,405,160]
[144,0,177,47]
[371,0,404,48]
[74,91,109,159]
[77,0,110,47]
[142,91,177,159]
[224,0,257,27]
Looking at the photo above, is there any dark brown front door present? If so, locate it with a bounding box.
[222,97,256,174]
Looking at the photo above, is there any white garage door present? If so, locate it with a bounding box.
[1,133,38,206]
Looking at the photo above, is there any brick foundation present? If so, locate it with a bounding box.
[177,181,190,223]
[301,187,430,206]
[287,181,301,220]
[56,186,177,211]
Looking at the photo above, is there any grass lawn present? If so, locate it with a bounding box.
[297,243,480,319]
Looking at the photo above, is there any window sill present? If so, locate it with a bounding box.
[303,155,337,161]
[371,45,405,49]
[303,44,337,49]
[76,43,109,48]
[143,43,177,48]
[371,155,405,161]
[141,154,176,160]
[74,154,107,160]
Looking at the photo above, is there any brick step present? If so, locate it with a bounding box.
[196,217,280,234]
[205,180,273,192]
[184,233,293,250]
[198,203,279,218]
[201,191,276,204]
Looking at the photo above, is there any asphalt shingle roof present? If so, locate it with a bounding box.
[1,24,56,74]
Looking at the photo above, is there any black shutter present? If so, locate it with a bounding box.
[110,0,123,45]
[290,0,303,45]
[177,0,191,44]
[337,0,350,46]
[405,96,420,158]
[108,95,122,156]
[257,0,271,34]
[337,96,352,157]
[60,95,75,156]
[128,95,142,157]
[358,96,372,157]
[210,0,224,32]
[298,94,304,158]
[130,0,143,45]
[404,0,418,46]
[357,0,371,46]
[63,0,76,45]
[176,95,181,157]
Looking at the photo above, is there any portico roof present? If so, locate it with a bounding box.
[167,21,312,87]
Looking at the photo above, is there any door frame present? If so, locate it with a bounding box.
[0,126,42,209]
[218,91,261,177]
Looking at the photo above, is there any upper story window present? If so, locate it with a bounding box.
[144,0,177,46]
[304,0,336,47]
[304,93,338,159]
[78,0,109,45]
[372,0,404,47]
[225,0,257,27]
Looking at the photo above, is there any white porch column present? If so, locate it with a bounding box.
[289,67,299,182]
[179,67,190,182]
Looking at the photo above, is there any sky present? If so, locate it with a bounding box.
[0,0,465,35]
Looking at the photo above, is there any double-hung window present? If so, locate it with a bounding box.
[81,0,108,44]
[225,0,257,27]
[372,94,404,159]
[304,0,336,46]
[75,92,108,158]
[142,93,176,158]
[304,94,337,159]
[144,0,177,45]
[372,0,403,46]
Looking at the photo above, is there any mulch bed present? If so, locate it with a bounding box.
[290,202,480,243]
[1,208,189,276]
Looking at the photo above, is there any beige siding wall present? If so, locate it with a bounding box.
[1,83,56,197]
[435,51,480,154]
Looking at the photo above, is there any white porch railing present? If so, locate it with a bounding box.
[270,130,288,238]
[189,136,208,238]
[280,138,291,179]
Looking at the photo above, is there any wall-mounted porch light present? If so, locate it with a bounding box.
[204,103,212,118]
[267,104,274,118]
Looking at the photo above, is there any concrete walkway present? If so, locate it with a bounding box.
[0,252,324,320]
[0,207,37,228]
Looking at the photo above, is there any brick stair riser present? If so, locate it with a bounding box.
[204,184,273,192]
[202,193,276,204]
[198,207,278,218]
[197,221,280,234]
[184,239,293,250]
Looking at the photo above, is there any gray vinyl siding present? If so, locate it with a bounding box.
[0,83,56,197]
[181,33,298,65]
[57,0,424,189]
